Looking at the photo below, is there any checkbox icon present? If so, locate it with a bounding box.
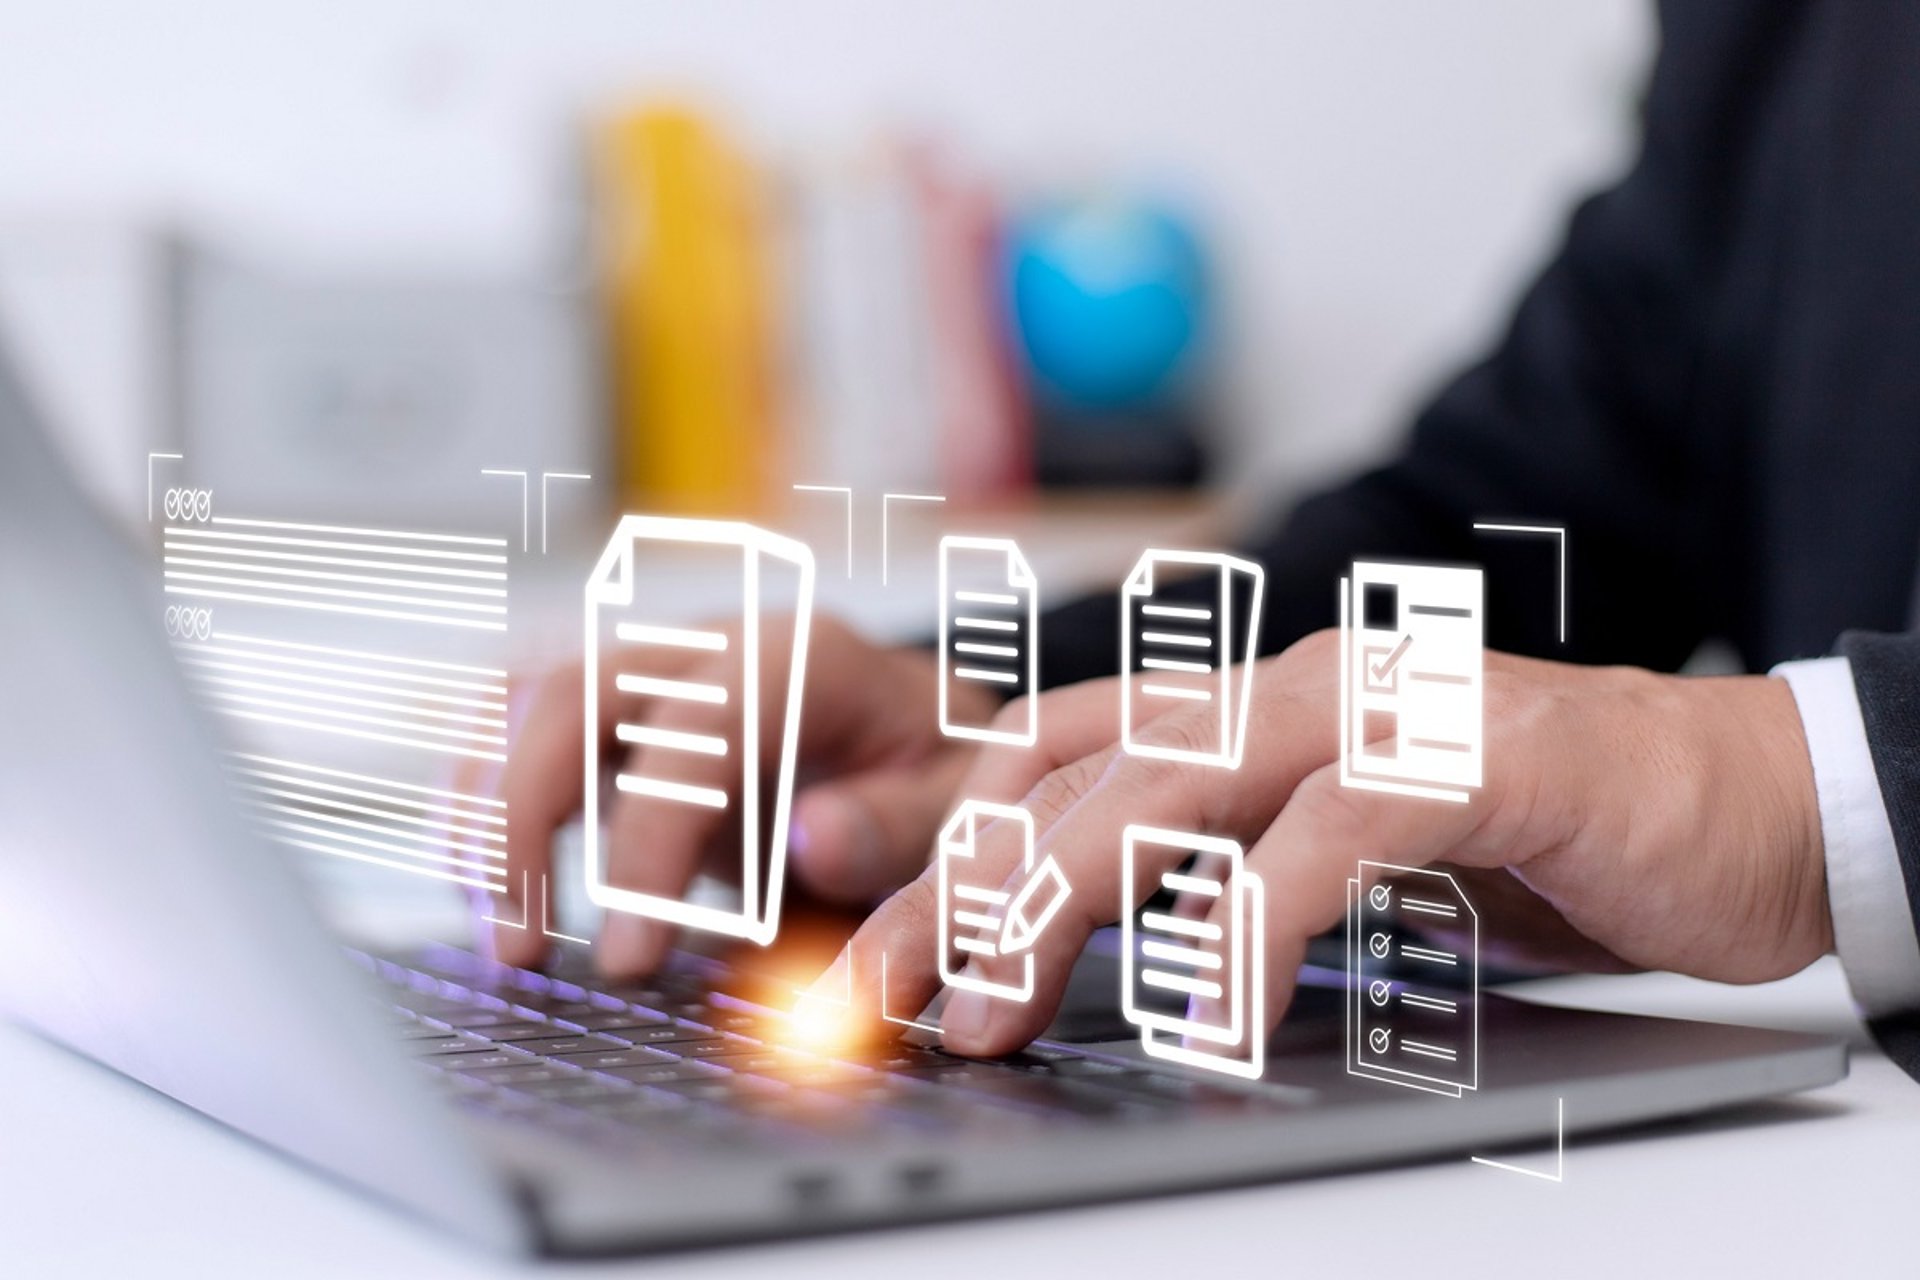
[1364,633,1413,694]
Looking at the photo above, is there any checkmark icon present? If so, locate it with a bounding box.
[1369,1027,1392,1055]
[1365,633,1413,693]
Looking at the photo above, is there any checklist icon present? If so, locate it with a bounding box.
[1347,863,1480,1098]
[1339,561,1484,802]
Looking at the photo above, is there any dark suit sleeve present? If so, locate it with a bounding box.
[1835,632,1920,1078]
[1039,1,1808,689]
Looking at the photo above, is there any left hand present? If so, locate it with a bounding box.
[810,629,1829,1057]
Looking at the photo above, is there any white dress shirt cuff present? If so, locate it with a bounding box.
[1773,655,1920,1018]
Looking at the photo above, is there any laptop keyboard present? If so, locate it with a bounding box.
[351,944,1290,1153]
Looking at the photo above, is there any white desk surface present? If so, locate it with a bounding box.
[6,956,1915,1279]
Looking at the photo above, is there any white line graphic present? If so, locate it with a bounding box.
[792,484,855,577]
[147,452,184,523]
[480,469,529,551]
[541,471,592,555]
[1472,1098,1566,1183]
[1473,521,1568,644]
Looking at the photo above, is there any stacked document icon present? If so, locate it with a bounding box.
[582,516,815,945]
[1339,560,1484,802]
[1347,863,1479,1097]
[1120,551,1265,769]
[1121,825,1266,1080]
[937,800,1072,1002]
[938,536,1039,745]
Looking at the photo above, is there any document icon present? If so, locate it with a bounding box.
[582,515,815,945]
[1347,863,1479,1097]
[1339,561,1484,802]
[1120,550,1265,769]
[939,536,1039,745]
[937,800,1070,1002]
[1121,825,1266,1080]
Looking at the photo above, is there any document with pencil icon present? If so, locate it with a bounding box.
[1120,550,1266,769]
[937,800,1071,1003]
[582,515,815,945]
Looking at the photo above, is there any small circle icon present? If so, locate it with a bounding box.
[1368,979,1393,1007]
[1369,932,1392,960]
[1368,1027,1392,1055]
[1369,884,1392,912]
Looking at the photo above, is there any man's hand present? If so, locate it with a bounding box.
[815,629,1830,1057]
[484,615,995,976]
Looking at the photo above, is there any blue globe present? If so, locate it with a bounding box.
[1005,197,1210,411]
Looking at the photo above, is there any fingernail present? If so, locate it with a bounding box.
[942,988,993,1050]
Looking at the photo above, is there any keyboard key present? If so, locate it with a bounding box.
[394,1022,462,1041]
[607,1023,729,1048]
[469,1022,588,1044]
[429,1009,522,1030]
[522,1034,631,1058]
[408,1036,494,1057]
[465,1063,582,1087]
[551,1048,676,1072]
[562,1010,671,1033]
[651,1075,783,1103]
[443,1050,538,1073]
[857,1046,957,1072]
[658,1036,757,1061]
[594,1061,727,1087]
[508,1077,622,1102]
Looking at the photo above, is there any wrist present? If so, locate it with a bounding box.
[1722,673,1833,971]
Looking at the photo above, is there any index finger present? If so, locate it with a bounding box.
[813,675,1131,1035]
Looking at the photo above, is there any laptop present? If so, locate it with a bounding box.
[0,352,1847,1255]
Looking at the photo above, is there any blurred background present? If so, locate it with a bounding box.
[0,0,1652,541]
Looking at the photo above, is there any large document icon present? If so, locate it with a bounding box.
[583,516,815,945]
[1120,551,1265,769]
[1347,863,1479,1097]
[938,536,1039,745]
[1121,825,1266,1080]
[1339,561,1484,802]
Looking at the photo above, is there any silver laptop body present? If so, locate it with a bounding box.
[0,350,1847,1255]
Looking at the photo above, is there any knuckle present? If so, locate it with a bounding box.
[1023,755,1106,827]
[1287,767,1374,836]
[1125,710,1222,770]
